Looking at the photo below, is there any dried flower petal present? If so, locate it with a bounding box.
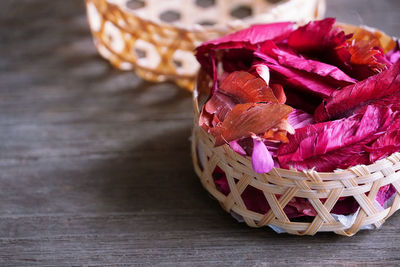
[255,64,270,85]
[278,105,392,171]
[196,22,296,79]
[219,71,278,103]
[366,113,400,162]
[287,18,348,54]
[211,102,292,146]
[251,137,274,174]
[314,60,400,122]
[269,83,286,104]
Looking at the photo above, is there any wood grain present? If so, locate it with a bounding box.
[0,0,399,266]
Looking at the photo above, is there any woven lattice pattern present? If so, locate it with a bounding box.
[86,0,325,90]
[192,99,400,236]
[191,69,400,236]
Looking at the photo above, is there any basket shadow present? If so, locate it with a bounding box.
[73,76,372,241]
[87,111,369,241]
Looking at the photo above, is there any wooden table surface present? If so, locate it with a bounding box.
[1,0,399,266]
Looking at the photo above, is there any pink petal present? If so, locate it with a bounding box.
[389,50,400,64]
[252,138,274,174]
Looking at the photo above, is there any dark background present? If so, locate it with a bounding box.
[0,0,399,265]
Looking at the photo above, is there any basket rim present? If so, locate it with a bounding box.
[192,22,400,182]
[96,0,326,33]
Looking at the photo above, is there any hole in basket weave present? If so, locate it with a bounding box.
[172,49,199,75]
[104,21,124,53]
[265,0,285,4]
[197,20,216,26]
[159,10,181,23]
[133,39,161,68]
[195,0,215,8]
[212,167,270,214]
[126,0,145,9]
[230,5,253,19]
[289,216,314,223]
[173,59,183,68]
[135,48,146,59]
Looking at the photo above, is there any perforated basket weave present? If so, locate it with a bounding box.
[86,0,325,90]
[191,25,400,236]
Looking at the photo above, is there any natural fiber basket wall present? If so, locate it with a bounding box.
[191,25,400,236]
[86,0,325,90]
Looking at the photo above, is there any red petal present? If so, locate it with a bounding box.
[204,91,236,121]
[270,83,286,104]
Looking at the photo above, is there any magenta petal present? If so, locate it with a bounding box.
[375,185,394,207]
[272,48,356,84]
[278,105,393,171]
[254,53,337,98]
[195,22,296,89]
[252,138,274,174]
[201,22,295,47]
[229,140,247,156]
[287,18,347,53]
[314,60,400,122]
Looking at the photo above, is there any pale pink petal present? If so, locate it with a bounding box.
[252,138,274,174]
[255,64,270,85]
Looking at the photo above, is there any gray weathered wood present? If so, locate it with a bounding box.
[0,0,399,265]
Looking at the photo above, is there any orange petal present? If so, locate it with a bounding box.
[211,102,292,146]
[347,40,386,71]
[263,129,289,143]
[340,24,396,53]
[220,71,278,103]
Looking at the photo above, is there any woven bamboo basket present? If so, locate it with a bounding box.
[85,0,325,90]
[191,25,400,236]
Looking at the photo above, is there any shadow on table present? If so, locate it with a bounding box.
[85,81,371,242]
